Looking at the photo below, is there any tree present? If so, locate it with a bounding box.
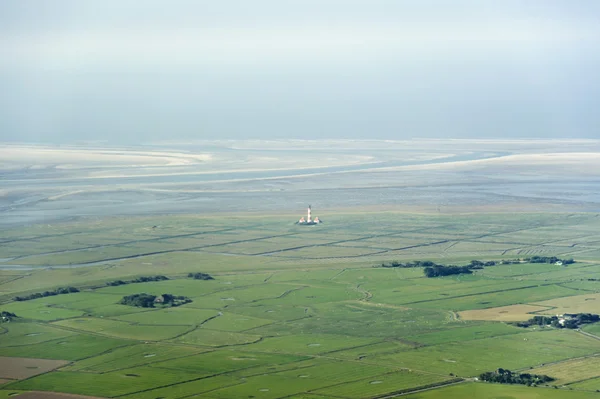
[119,293,157,308]
[0,311,17,322]
[119,293,192,308]
[188,272,214,280]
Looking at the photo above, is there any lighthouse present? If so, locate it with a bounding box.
[296,205,322,225]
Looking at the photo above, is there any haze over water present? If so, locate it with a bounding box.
[1,0,600,143]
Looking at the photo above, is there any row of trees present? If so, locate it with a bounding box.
[188,272,214,280]
[380,260,438,268]
[423,265,473,278]
[119,293,192,308]
[106,275,169,287]
[380,256,575,279]
[516,313,600,329]
[107,273,214,286]
[14,286,79,302]
[381,257,574,270]
[479,368,554,385]
[381,259,497,270]
[467,260,497,267]
[527,256,574,264]
[379,260,484,278]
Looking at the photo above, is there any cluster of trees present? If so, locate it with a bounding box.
[479,368,554,385]
[498,259,522,265]
[106,275,169,287]
[119,293,192,308]
[0,311,17,322]
[423,265,473,278]
[468,260,497,267]
[516,313,600,329]
[14,286,79,302]
[380,260,488,278]
[119,293,156,308]
[188,272,214,280]
[526,256,574,264]
[516,315,557,328]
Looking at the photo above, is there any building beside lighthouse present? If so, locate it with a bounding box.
[296,205,322,225]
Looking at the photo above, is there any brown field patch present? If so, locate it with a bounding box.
[12,392,107,399]
[458,304,550,321]
[532,293,600,315]
[0,357,69,380]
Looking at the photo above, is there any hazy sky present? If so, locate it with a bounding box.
[1,0,599,143]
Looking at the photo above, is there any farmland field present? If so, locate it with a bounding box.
[458,304,552,322]
[0,357,69,380]
[529,355,600,385]
[2,211,600,398]
[403,382,600,398]
[532,293,600,314]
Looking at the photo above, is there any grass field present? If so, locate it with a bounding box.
[8,367,200,397]
[312,370,453,398]
[0,333,130,361]
[569,377,600,391]
[403,382,600,398]
[2,212,600,398]
[52,318,193,341]
[369,330,600,377]
[529,355,600,385]
[62,344,206,373]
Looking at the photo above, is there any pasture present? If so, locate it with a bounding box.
[529,355,600,385]
[2,211,600,398]
[403,382,600,398]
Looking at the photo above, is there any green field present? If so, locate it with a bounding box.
[403,382,600,398]
[2,212,600,398]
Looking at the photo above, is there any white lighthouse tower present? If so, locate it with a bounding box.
[296,205,322,225]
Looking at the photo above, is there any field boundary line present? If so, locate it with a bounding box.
[330,268,347,280]
[400,282,577,306]
[6,230,302,268]
[565,375,600,386]
[68,348,210,374]
[578,329,600,341]
[376,378,466,398]
[6,226,247,261]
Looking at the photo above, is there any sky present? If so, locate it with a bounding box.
[1,0,599,144]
